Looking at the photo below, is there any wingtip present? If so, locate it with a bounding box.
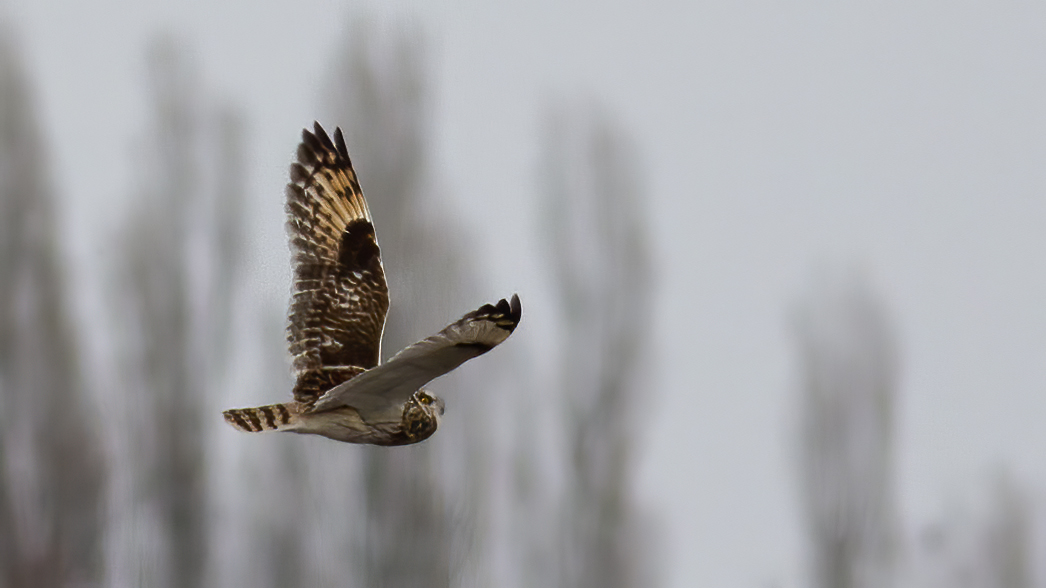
[333,126,349,159]
[480,295,522,330]
[297,122,351,168]
[299,125,322,160]
[509,293,521,323]
[301,123,315,144]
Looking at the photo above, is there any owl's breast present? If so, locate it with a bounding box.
[399,400,439,443]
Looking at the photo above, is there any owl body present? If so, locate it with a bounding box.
[224,391,442,446]
[222,123,519,447]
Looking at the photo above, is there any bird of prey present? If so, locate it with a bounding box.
[223,123,521,446]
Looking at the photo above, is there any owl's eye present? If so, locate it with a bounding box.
[419,395,431,405]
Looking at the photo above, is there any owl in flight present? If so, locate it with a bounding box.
[223,123,521,446]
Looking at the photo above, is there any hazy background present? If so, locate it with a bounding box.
[1,1,1045,587]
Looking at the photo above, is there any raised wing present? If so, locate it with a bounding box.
[286,122,390,404]
[310,294,522,419]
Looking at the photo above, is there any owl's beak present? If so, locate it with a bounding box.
[436,397,446,416]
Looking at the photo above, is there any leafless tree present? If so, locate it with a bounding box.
[541,102,656,588]
[0,25,106,588]
[794,269,899,588]
[319,19,488,587]
[106,36,245,588]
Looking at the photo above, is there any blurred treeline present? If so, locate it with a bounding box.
[793,271,1038,588]
[0,15,1038,588]
[0,19,654,588]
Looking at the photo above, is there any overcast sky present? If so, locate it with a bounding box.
[5,1,1046,586]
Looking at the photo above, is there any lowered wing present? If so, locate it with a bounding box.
[310,294,522,419]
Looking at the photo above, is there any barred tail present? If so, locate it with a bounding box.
[223,403,295,433]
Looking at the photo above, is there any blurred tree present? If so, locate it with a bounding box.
[910,471,1034,588]
[0,26,106,588]
[541,103,655,588]
[222,309,308,588]
[793,270,898,588]
[106,37,245,588]
[320,19,487,588]
[980,474,1033,588]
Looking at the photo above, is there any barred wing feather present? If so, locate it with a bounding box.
[285,122,389,404]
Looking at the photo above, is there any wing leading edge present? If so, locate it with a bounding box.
[310,294,522,419]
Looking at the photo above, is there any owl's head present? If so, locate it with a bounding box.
[415,389,445,417]
[401,389,444,442]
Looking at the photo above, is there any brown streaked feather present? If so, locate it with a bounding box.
[285,122,390,405]
[291,366,366,405]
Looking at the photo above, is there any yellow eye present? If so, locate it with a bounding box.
[419,395,431,405]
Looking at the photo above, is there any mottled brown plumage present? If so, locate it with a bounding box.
[223,123,521,446]
[284,125,387,404]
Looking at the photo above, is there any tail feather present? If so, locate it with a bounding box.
[223,403,296,433]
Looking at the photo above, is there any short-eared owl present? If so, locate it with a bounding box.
[223,123,521,446]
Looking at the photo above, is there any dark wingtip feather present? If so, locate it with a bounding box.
[296,142,317,166]
[333,127,349,160]
[509,294,522,323]
[314,122,337,152]
[474,294,522,331]
[300,122,351,168]
[495,298,510,314]
[301,127,323,155]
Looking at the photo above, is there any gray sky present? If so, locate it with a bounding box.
[5,1,1046,586]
